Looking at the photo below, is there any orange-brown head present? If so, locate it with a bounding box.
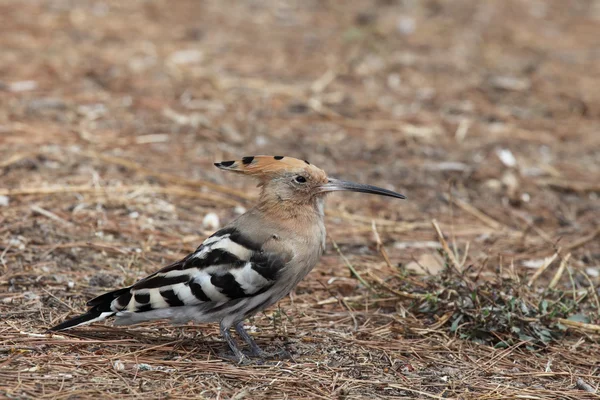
[215,156,406,208]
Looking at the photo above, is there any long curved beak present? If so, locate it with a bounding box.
[320,178,406,200]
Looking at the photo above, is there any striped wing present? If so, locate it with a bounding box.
[107,227,286,314]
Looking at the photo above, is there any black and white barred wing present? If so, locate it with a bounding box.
[50,227,287,331]
[127,227,285,309]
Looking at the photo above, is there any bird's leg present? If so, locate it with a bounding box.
[219,322,248,364]
[235,321,294,361]
[234,321,265,357]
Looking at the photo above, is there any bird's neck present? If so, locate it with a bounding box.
[256,193,325,223]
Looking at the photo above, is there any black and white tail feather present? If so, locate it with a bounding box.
[49,287,129,331]
[49,227,286,352]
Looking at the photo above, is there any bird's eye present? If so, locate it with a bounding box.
[294,175,307,184]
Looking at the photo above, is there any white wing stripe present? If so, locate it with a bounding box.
[229,262,271,295]
[196,273,229,301]
[172,283,198,305]
[208,238,252,261]
[149,289,169,308]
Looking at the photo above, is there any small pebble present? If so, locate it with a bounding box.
[396,16,416,35]
[234,206,246,215]
[0,195,9,207]
[496,148,517,167]
[113,360,125,371]
[9,80,38,92]
[255,135,268,147]
[168,49,203,65]
[9,237,25,250]
[585,267,599,278]
[489,75,531,91]
[203,213,220,230]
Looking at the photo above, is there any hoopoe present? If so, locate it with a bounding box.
[50,156,405,362]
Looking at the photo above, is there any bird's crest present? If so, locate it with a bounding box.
[215,155,321,178]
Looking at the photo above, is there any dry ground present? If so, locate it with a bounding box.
[1,0,600,399]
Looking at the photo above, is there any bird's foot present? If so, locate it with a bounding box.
[220,322,295,364]
[218,346,294,365]
[220,323,253,365]
[233,322,295,361]
[217,350,253,365]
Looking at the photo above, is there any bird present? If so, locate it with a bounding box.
[49,155,406,362]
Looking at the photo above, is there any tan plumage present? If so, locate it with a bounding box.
[50,155,406,363]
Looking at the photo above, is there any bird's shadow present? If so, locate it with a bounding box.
[50,326,295,365]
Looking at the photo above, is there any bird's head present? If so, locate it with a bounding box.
[215,156,406,207]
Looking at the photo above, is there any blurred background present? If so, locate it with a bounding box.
[1,0,600,398]
[2,0,599,271]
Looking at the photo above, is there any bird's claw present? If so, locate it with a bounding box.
[217,351,253,365]
[218,346,294,365]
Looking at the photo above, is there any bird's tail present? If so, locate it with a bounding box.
[49,287,131,331]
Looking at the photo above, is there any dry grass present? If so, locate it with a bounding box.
[2,0,600,398]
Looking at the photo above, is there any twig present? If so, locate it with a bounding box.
[30,205,74,227]
[0,185,93,196]
[0,152,33,168]
[527,250,560,286]
[312,295,397,306]
[565,259,578,303]
[454,119,471,142]
[510,258,520,284]
[40,288,76,312]
[565,227,600,252]
[21,331,67,339]
[459,241,470,269]
[443,194,508,231]
[371,221,393,269]
[330,237,371,289]
[327,209,420,227]
[86,242,131,255]
[310,69,337,93]
[548,253,571,289]
[431,219,461,272]
[580,270,600,316]
[576,378,597,393]
[428,312,453,330]
[387,384,447,399]
[513,211,556,246]
[365,270,426,300]
[340,297,359,331]
[0,185,240,207]
[0,241,11,272]
[537,178,600,193]
[557,318,600,333]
